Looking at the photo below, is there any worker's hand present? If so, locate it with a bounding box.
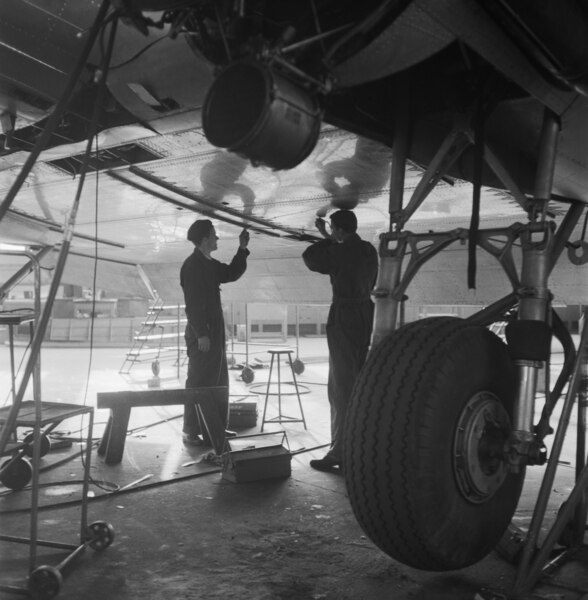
[315,217,330,239]
[197,336,211,352]
[239,228,250,249]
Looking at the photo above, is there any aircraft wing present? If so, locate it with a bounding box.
[0,0,587,307]
[0,123,534,305]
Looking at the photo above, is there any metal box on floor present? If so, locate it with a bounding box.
[222,431,291,483]
[228,399,258,429]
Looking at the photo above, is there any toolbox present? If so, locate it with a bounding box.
[228,398,258,429]
[222,431,291,483]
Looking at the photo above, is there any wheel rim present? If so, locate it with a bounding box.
[87,521,115,550]
[29,565,62,599]
[453,391,511,504]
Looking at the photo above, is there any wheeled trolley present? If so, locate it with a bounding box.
[0,401,114,599]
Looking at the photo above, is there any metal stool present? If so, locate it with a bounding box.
[256,349,308,432]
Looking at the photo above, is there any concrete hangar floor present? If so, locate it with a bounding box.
[0,337,586,600]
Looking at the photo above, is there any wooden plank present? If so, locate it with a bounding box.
[97,387,225,409]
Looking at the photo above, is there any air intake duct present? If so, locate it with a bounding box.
[202,60,322,170]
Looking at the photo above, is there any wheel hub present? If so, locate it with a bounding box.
[454,391,511,503]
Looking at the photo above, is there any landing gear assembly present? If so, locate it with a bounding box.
[342,95,588,598]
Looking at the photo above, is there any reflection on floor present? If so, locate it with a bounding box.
[0,338,587,600]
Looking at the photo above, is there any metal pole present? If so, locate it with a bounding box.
[388,75,411,228]
[8,324,16,403]
[245,304,249,366]
[28,249,43,572]
[177,303,181,380]
[295,305,300,358]
[79,409,94,543]
[371,80,411,346]
[29,250,42,404]
[573,309,588,540]
[231,302,235,354]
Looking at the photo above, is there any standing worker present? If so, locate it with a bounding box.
[181,219,250,447]
[302,210,378,471]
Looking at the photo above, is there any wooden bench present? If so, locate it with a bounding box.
[96,387,227,464]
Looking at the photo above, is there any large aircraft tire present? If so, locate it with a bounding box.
[343,317,525,571]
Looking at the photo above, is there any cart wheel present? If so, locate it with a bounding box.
[240,366,255,383]
[151,359,160,376]
[0,456,32,490]
[28,565,62,600]
[23,432,51,458]
[86,520,115,550]
[292,358,305,375]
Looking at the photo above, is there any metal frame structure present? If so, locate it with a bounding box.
[0,402,100,598]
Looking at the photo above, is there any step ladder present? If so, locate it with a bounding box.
[119,298,187,376]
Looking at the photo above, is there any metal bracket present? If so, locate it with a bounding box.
[376,228,469,301]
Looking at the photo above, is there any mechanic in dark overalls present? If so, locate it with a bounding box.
[302,210,378,471]
[180,219,250,446]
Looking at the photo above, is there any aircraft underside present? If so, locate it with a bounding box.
[1,1,588,598]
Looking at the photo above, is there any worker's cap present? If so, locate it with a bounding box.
[187,219,214,244]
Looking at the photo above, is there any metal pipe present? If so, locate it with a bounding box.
[371,250,404,346]
[574,314,588,540]
[513,362,540,433]
[55,542,88,573]
[29,250,42,405]
[518,223,553,322]
[518,108,560,320]
[371,81,411,345]
[8,322,16,404]
[177,303,181,381]
[245,303,249,365]
[532,110,560,221]
[79,409,94,542]
[295,304,300,358]
[28,245,44,571]
[28,396,42,572]
[388,75,410,227]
